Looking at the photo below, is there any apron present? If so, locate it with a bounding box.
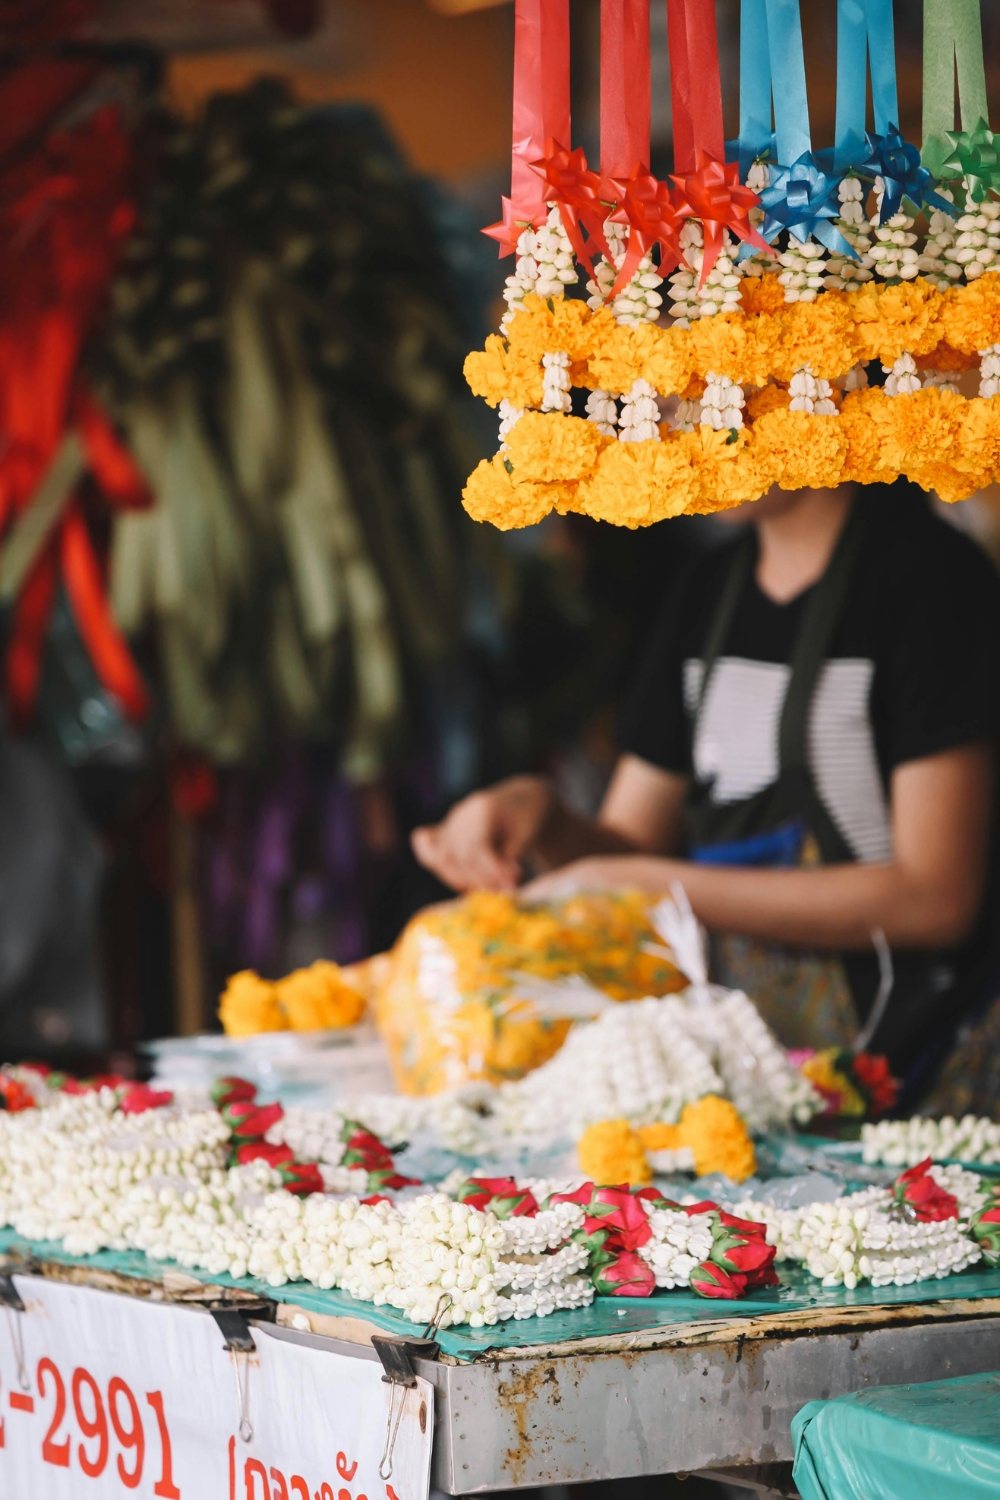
[683,503,870,1052]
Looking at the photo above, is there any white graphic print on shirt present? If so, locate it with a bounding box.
[683,656,891,863]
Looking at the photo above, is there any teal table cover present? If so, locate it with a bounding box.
[793,1372,1000,1500]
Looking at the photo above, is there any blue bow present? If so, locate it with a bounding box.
[861,125,958,222]
[754,153,857,257]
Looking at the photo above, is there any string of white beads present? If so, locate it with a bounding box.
[788,366,838,414]
[862,1114,1000,1167]
[668,223,742,324]
[618,379,661,442]
[541,351,572,414]
[825,176,875,291]
[701,372,745,429]
[585,388,619,436]
[882,352,921,395]
[587,219,664,326]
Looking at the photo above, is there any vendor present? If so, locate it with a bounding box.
[413,482,1000,1091]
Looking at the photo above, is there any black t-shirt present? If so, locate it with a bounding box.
[620,495,1000,860]
[617,492,1000,1072]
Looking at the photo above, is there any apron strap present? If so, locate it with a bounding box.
[695,533,755,721]
[778,498,870,774]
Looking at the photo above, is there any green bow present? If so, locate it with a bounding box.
[942,118,1000,204]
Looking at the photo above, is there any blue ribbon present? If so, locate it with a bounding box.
[834,0,898,172]
[861,126,959,221]
[735,0,811,170]
[756,153,857,257]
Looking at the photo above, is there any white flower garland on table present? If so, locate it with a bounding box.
[735,1160,986,1292]
[639,1208,715,1288]
[862,1115,1000,1168]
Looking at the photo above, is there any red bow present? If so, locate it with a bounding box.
[608,167,683,298]
[483,194,549,259]
[532,140,615,278]
[671,151,770,286]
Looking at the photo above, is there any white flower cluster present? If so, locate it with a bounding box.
[789,366,838,414]
[825,176,874,291]
[919,189,960,288]
[0,1091,231,1257]
[778,240,826,303]
[979,344,1000,398]
[639,1208,715,1288]
[501,207,577,328]
[541,351,572,414]
[678,989,821,1131]
[585,388,618,435]
[862,1115,1000,1168]
[943,197,1000,282]
[701,372,745,430]
[587,220,664,326]
[668,394,703,432]
[735,1178,983,1291]
[498,399,524,449]
[618,379,661,441]
[869,185,920,283]
[882,352,921,395]
[668,223,741,325]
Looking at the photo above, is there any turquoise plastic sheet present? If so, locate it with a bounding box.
[2,1228,1000,1363]
[793,1372,1000,1500]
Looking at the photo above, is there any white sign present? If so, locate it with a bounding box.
[0,1276,434,1500]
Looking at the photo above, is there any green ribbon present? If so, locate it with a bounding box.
[942,117,1000,202]
[922,0,989,178]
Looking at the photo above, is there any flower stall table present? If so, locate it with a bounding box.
[2,1237,1000,1496]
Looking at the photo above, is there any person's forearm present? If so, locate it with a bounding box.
[570,856,980,951]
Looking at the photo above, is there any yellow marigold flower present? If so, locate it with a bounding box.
[218,970,288,1038]
[739,274,786,316]
[504,411,605,484]
[637,1121,683,1151]
[276,960,365,1032]
[677,1095,756,1183]
[579,1119,651,1187]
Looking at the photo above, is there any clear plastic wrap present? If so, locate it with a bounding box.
[373,890,685,1094]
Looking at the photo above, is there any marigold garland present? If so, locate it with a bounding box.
[580,1095,756,1186]
[463,276,1000,527]
[218,961,366,1037]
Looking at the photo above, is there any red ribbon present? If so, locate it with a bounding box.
[672,151,770,285]
[531,140,614,279]
[600,0,651,180]
[485,0,571,255]
[608,167,683,296]
[666,0,725,174]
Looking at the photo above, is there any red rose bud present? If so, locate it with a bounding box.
[683,1200,721,1217]
[893,1158,959,1222]
[223,1101,284,1141]
[362,1194,390,1207]
[715,1210,769,1238]
[236,1141,295,1168]
[491,1190,540,1220]
[90,1074,129,1092]
[973,1206,1000,1265]
[592,1250,656,1298]
[280,1162,325,1196]
[635,1188,681,1210]
[0,1079,36,1113]
[585,1187,653,1250]
[690,1261,749,1299]
[711,1232,777,1278]
[119,1085,173,1115]
[851,1053,899,1116]
[211,1076,257,1108]
[367,1170,421,1193]
[549,1183,597,1208]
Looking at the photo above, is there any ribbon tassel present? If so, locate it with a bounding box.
[600,0,651,181]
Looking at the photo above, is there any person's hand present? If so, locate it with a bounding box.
[520,857,622,902]
[411,777,556,893]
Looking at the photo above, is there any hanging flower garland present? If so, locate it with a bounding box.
[466,0,1000,529]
